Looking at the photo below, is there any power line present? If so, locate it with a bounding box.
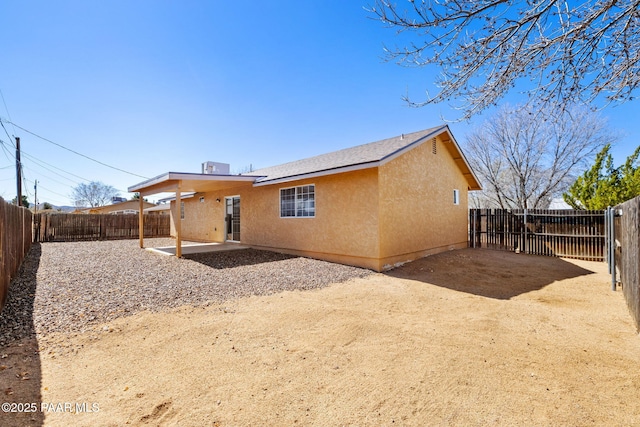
[23,177,68,200]
[20,161,30,200]
[0,121,17,158]
[0,88,17,138]
[22,163,78,188]
[2,118,150,179]
[22,151,132,193]
[20,150,87,184]
[0,138,15,167]
[0,140,77,201]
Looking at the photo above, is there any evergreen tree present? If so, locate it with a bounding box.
[11,195,29,208]
[564,145,640,209]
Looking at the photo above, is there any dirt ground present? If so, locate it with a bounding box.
[2,248,640,426]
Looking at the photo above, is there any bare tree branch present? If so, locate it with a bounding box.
[71,181,119,208]
[368,0,640,119]
[465,104,615,209]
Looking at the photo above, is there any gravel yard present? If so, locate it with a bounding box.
[2,245,640,426]
[0,238,372,346]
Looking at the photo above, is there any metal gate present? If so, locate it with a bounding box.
[469,209,605,261]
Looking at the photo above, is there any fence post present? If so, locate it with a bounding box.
[605,207,609,267]
[606,206,617,291]
[471,209,476,248]
[523,209,528,255]
[99,215,106,240]
[469,209,473,247]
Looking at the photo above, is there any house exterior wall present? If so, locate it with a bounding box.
[171,169,382,270]
[169,181,255,242]
[377,134,469,270]
[244,169,381,269]
[167,135,470,271]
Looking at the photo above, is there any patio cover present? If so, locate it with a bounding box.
[128,172,262,257]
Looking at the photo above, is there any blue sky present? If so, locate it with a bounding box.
[0,1,638,206]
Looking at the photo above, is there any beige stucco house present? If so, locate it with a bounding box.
[144,203,171,215]
[129,125,481,271]
[78,199,155,214]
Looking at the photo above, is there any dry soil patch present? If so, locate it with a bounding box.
[2,248,640,426]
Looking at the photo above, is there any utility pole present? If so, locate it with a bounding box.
[34,180,38,214]
[15,136,22,206]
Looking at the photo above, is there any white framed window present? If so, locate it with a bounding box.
[180,201,185,219]
[199,196,205,203]
[110,210,137,215]
[280,184,315,217]
[453,189,460,205]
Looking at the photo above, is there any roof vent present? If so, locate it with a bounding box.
[202,161,230,175]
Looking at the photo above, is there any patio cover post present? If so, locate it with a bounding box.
[176,183,182,258]
[139,195,144,248]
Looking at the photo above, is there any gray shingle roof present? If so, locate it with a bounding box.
[247,125,446,184]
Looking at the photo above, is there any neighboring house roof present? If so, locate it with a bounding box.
[548,198,573,210]
[129,125,482,194]
[144,204,171,213]
[156,193,196,203]
[80,200,155,214]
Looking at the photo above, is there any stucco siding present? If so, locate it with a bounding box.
[378,135,469,268]
[244,169,380,262]
[170,169,382,268]
[169,182,259,242]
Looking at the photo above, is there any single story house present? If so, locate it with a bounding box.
[78,199,155,214]
[144,203,171,215]
[129,125,481,271]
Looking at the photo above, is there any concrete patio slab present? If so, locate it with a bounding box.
[147,242,249,256]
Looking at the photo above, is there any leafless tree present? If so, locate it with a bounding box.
[71,181,119,208]
[369,0,640,119]
[465,104,615,209]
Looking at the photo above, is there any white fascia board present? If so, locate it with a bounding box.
[440,127,482,190]
[128,172,261,193]
[168,172,261,183]
[252,161,380,187]
[128,172,173,193]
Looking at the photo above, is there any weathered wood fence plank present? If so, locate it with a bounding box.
[33,213,170,242]
[0,197,33,312]
[614,196,640,331]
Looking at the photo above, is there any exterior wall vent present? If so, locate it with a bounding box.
[202,161,230,175]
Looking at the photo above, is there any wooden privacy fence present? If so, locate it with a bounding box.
[33,213,170,242]
[612,196,640,331]
[0,197,33,312]
[469,209,605,261]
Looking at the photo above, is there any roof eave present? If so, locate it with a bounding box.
[439,126,483,191]
[252,161,380,187]
[128,172,263,195]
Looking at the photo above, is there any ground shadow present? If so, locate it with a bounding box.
[386,248,596,300]
[0,243,44,426]
[183,248,297,269]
